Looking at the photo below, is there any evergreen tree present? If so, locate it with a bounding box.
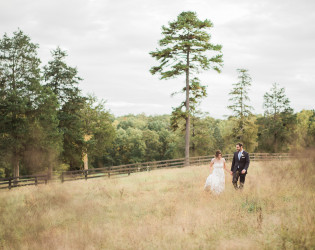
[170,77,207,132]
[263,83,292,115]
[227,68,257,151]
[258,83,295,152]
[59,94,85,169]
[213,122,224,151]
[227,69,253,139]
[150,11,223,166]
[43,47,82,105]
[0,30,45,177]
[22,87,62,177]
[43,47,86,169]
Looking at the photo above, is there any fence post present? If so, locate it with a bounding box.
[45,173,49,184]
[9,177,12,190]
[13,177,18,187]
[108,167,111,178]
[35,176,38,186]
[85,170,88,180]
[61,172,64,183]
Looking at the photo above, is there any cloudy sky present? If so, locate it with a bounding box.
[1,0,314,118]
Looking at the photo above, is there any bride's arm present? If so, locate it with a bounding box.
[223,159,230,173]
[209,159,214,172]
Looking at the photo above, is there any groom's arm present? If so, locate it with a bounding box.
[244,152,250,171]
[231,153,235,172]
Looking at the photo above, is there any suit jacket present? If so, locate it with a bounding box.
[231,151,250,174]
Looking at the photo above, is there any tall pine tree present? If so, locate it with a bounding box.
[227,68,257,151]
[150,11,223,165]
[227,69,253,136]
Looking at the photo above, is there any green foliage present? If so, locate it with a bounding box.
[241,115,258,152]
[0,28,313,176]
[22,87,62,174]
[190,114,219,156]
[263,83,292,115]
[150,11,223,78]
[81,94,116,168]
[219,118,239,154]
[58,95,85,170]
[258,83,296,152]
[142,129,161,161]
[228,69,253,118]
[170,77,207,130]
[112,127,146,164]
[43,46,87,170]
[107,114,178,165]
[292,109,315,149]
[0,29,61,177]
[43,46,82,105]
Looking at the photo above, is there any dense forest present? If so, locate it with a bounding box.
[0,29,314,178]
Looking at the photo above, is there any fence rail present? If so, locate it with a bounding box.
[0,153,292,190]
[0,174,49,190]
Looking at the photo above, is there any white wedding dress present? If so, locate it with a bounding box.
[204,159,225,194]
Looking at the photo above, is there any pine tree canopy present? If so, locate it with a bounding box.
[149,11,223,79]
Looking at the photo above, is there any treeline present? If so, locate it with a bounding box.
[107,107,315,166]
[0,30,314,178]
[0,30,115,178]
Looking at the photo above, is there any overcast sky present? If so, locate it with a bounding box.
[1,0,314,118]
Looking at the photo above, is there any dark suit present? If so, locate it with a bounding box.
[231,151,250,189]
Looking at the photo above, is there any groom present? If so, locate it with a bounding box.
[230,142,250,190]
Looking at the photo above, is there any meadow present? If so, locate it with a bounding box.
[0,155,314,250]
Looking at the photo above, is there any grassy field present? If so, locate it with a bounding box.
[0,156,314,249]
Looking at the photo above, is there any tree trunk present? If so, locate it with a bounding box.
[239,118,243,142]
[185,50,190,166]
[83,153,88,170]
[13,156,19,177]
[191,115,195,157]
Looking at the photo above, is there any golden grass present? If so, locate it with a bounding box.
[0,156,314,250]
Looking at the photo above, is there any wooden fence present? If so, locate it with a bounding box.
[0,153,292,189]
[0,174,49,190]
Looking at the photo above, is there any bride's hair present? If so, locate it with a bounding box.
[215,150,222,158]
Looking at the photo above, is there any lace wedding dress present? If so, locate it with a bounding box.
[204,160,225,194]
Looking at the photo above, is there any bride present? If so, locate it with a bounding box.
[204,150,230,194]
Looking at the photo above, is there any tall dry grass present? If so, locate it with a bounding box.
[0,154,314,249]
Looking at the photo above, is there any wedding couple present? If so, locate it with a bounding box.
[204,142,250,194]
